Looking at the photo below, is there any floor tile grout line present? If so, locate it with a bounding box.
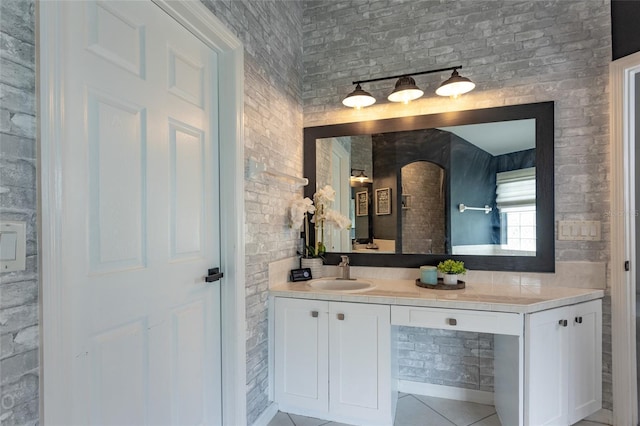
[285,412,295,426]
[273,394,504,426]
[467,411,498,426]
[411,394,499,426]
[408,395,456,426]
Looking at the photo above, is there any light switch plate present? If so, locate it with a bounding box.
[557,220,601,241]
[0,221,26,272]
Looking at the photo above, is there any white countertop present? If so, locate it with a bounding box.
[269,277,604,314]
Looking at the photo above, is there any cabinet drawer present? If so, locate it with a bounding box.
[391,305,522,336]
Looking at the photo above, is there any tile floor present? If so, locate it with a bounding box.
[267,393,610,426]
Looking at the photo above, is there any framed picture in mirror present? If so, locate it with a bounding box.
[375,188,391,215]
[356,191,368,216]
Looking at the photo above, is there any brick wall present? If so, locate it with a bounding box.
[399,328,494,392]
[350,135,373,179]
[0,0,39,424]
[199,1,304,423]
[303,0,612,410]
[316,137,332,189]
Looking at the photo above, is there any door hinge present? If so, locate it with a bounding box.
[625,260,630,271]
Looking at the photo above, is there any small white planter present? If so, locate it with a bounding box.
[443,274,459,285]
[301,258,323,279]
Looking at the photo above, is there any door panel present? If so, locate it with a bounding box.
[90,320,148,425]
[168,49,204,107]
[169,121,205,259]
[569,300,602,423]
[329,302,391,421]
[275,298,329,413]
[171,300,208,425]
[525,305,569,426]
[86,1,145,77]
[59,1,222,424]
[88,92,147,272]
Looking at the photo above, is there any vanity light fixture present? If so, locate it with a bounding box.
[387,76,424,103]
[342,83,377,109]
[350,168,369,183]
[435,69,476,98]
[342,65,474,109]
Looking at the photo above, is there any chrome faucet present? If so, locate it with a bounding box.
[338,255,351,280]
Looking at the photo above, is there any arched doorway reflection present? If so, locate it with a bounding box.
[401,161,446,254]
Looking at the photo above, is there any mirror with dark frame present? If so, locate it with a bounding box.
[304,102,554,272]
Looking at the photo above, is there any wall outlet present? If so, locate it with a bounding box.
[557,220,601,241]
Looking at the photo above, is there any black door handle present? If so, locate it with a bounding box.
[205,267,224,282]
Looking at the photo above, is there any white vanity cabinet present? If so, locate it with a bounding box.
[270,283,603,426]
[274,297,393,426]
[525,299,602,426]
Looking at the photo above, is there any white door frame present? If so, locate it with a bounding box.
[610,50,640,426]
[38,1,247,425]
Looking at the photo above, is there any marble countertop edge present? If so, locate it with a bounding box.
[269,278,605,314]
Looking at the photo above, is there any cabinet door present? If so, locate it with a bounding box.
[568,299,602,424]
[329,302,391,424]
[275,298,329,413]
[525,305,570,426]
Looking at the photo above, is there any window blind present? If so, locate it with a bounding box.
[496,167,536,210]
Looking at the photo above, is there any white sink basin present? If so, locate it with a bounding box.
[308,278,376,293]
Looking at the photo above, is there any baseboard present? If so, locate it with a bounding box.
[398,380,494,406]
[251,402,279,426]
[585,408,613,425]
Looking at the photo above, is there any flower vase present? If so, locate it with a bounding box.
[443,274,458,285]
[301,257,323,279]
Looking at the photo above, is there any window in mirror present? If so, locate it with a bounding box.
[494,167,536,254]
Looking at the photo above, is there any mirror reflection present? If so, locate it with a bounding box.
[315,119,536,256]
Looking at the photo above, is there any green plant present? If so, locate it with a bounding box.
[304,243,326,259]
[437,259,466,275]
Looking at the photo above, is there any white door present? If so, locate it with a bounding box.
[57,1,221,424]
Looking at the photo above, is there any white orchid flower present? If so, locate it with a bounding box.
[324,208,352,230]
[314,185,336,205]
[289,197,315,229]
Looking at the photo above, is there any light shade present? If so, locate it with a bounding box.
[435,69,475,97]
[342,84,376,109]
[350,169,369,183]
[387,76,424,103]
